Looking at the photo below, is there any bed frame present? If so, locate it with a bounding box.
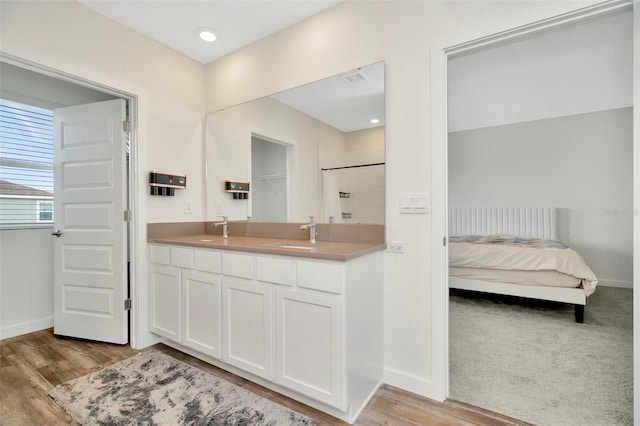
[448,207,587,323]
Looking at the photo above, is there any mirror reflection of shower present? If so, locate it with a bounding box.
[322,162,385,224]
[320,125,385,224]
[250,134,292,222]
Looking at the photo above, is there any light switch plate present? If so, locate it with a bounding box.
[215,201,223,215]
[399,192,429,214]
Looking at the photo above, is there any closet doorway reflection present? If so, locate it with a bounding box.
[250,134,292,222]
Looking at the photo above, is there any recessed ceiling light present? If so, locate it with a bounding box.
[370,118,380,124]
[198,29,217,42]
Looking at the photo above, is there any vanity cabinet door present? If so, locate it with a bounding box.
[150,265,181,342]
[274,288,344,409]
[182,270,221,359]
[222,277,273,380]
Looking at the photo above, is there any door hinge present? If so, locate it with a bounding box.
[443,236,447,247]
[124,298,132,311]
[123,121,131,134]
[123,210,132,222]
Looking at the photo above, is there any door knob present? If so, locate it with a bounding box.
[51,229,63,237]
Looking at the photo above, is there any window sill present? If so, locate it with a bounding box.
[0,224,54,231]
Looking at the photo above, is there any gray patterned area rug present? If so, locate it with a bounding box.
[49,349,316,425]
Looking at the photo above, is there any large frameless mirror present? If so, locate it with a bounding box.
[205,61,385,224]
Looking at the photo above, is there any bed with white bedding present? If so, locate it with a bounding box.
[448,208,598,323]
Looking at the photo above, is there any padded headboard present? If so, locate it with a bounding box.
[449,207,558,240]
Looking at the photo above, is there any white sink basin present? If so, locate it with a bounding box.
[187,236,221,242]
[264,241,318,250]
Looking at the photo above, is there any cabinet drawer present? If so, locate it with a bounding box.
[296,260,343,294]
[194,249,221,273]
[222,252,254,279]
[256,256,293,286]
[171,246,193,268]
[149,244,170,265]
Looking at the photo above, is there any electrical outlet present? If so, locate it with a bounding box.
[215,201,223,215]
[184,200,193,214]
[387,241,404,253]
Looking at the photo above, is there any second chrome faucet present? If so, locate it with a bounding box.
[300,215,317,244]
[213,215,228,239]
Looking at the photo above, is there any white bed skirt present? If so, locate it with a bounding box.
[449,276,586,306]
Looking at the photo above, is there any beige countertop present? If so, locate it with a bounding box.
[148,233,385,261]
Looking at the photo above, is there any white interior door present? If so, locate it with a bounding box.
[52,99,128,344]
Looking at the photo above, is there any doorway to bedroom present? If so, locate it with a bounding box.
[445,9,634,425]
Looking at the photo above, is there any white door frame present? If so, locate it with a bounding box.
[0,52,140,347]
[430,0,638,416]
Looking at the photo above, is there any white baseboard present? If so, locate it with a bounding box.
[349,379,383,422]
[0,316,53,340]
[598,279,633,289]
[383,367,445,402]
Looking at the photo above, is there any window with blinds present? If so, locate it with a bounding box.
[0,99,54,226]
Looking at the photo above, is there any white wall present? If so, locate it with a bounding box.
[448,11,633,132]
[0,228,53,338]
[1,0,206,347]
[203,0,597,398]
[449,107,633,287]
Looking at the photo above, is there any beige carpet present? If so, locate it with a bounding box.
[449,286,633,426]
[49,349,316,425]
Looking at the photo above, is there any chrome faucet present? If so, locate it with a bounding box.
[300,215,317,244]
[213,215,229,239]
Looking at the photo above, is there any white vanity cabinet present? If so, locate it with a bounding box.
[149,244,222,358]
[148,243,383,423]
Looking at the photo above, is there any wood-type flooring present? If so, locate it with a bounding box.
[0,329,530,425]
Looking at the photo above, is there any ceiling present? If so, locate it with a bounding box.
[78,0,341,64]
[448,11,632,132]
[0,62,117,110]
[271,61,385,133]
[58,2,629,134]
[13,1,384,133]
